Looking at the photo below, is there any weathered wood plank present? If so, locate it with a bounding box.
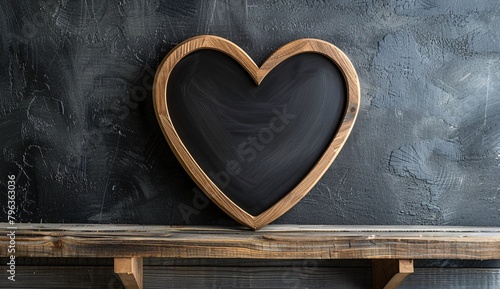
[4,266,500,289]
[6,257,500,268]
[1,224,500,259]
[3,266,122,288]
[146,266,370,289]
[402,268,500,288]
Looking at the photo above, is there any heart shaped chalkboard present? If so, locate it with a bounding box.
[153,35,359,229]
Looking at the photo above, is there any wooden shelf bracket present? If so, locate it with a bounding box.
[114,257,144,289]
[372,259,414,289]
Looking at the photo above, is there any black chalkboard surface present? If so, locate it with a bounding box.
[168,50,346,216]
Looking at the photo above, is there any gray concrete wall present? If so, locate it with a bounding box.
[1,0,499,227]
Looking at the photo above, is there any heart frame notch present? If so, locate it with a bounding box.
[153,35,360,230]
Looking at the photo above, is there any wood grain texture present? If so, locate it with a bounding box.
[1,0,500,232]
[141,267,500,289]
[144,266,371,289]
[153,35,360,229]
[1,266,123,289]
[114,257,143,289]
[1,224,500,260]
[10,257,499,268]
[4,266,500,289]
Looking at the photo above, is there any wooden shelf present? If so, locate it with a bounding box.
[2,224,499,259]
[1,224,500,289]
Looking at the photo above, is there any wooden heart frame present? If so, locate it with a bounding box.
[153,35,360,229]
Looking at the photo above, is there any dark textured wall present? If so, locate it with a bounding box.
[1,0,499,227]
